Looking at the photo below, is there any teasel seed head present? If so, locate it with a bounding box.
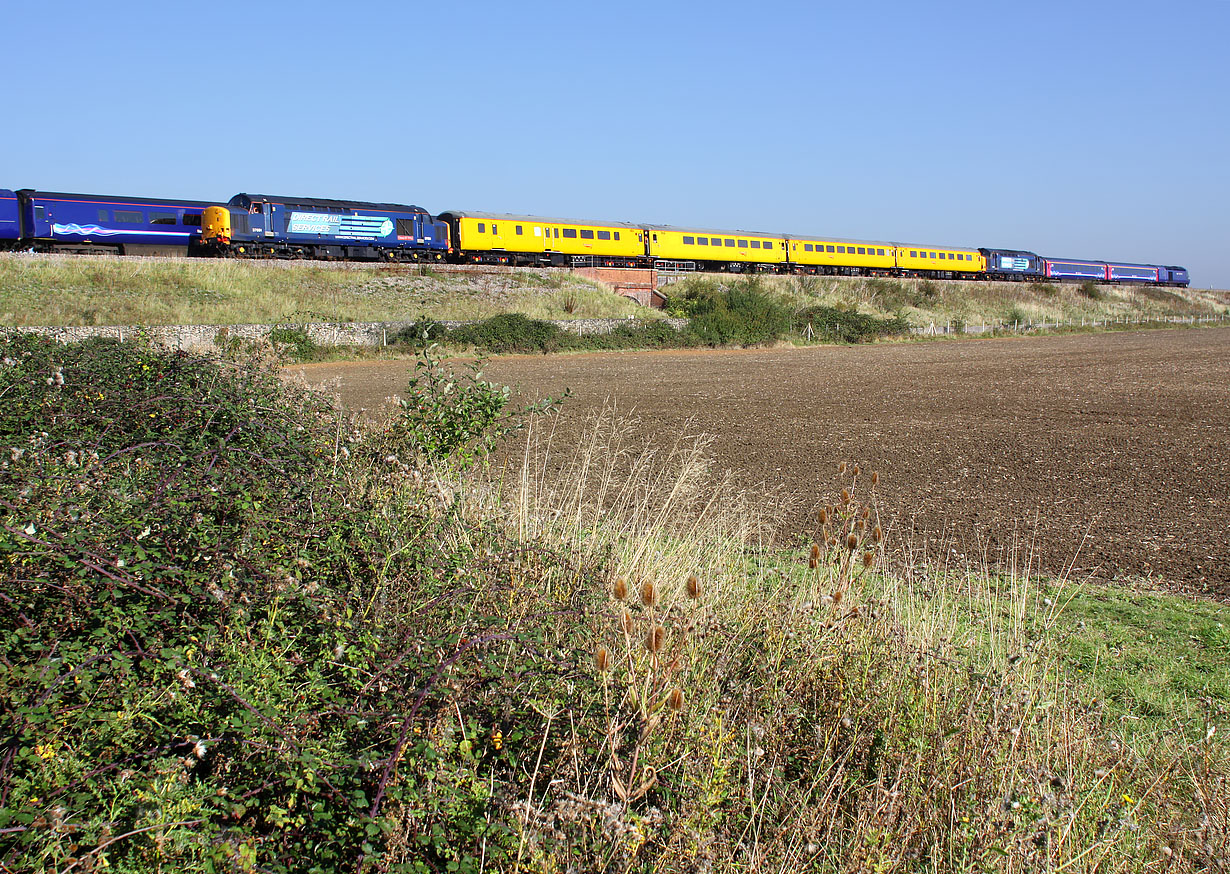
[595,645,612,672]
[808,557,818,570]
[832,589,844,605]
[668,688,685,711]
[846,532,859,551]
[873,525,883,544]
[613,577,628,600]
[645,625,666,654]
[622,609,635,634]
[871,471,880,486]
[838,461,848,474]
[810,543,820,561]
[862,551,875,569]
[853,464,861,477]
[840,488,851,505]
[818,507,828,525]
[855,519,865,532]
[640,581,659,608]
[686,574,702,600]
[860,505,870,520]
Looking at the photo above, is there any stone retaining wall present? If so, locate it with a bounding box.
[3,317,691,352]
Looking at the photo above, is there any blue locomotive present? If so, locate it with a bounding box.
[191,193,450,261]
[0,190,212,255]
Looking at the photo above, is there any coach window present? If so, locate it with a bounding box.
[836,246,845,253]
[856,247,865,255]
[149,211,175,225]
[97,209,109,221]
[562,228,577,238]
[878,248,886,256]
[765,241,773,250]
[751,240,761,248]
[804,244,813,252]
[580,229,595,239]
[698,237,708,246]
[827,245,835,252]
[183,213,202,227]
[711,237,721,246]
[554,228,560,238]
[516,225,523,235]
[683,236,695,245]
[930,252,937,258]
[614,232,620,240]
[598,230,611,240]
[737,239,748,247]
[724,239,735,247]
[477,222,485,233]
[116,210,143,223]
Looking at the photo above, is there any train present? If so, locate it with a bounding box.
[0,186,1191,287]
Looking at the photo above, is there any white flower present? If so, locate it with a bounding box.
[177,669,196,689]
[193,740,207,759]
[10,448,24,462]
[23,522,35,536]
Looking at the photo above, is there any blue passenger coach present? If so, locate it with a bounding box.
[15,190,213,254]
[193,194,450,260]
[0,190,20,245]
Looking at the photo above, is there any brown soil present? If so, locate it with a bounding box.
[290,328,1230,596]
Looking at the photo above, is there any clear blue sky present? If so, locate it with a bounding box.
[4,0,1227,287]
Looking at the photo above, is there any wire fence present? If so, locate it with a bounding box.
[914,313,1228,335]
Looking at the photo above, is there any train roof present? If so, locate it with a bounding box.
[438,210,643,228]
[16,190,216,208]
[231,193,429,214]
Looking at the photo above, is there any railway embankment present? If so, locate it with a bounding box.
[2,253,1225,334]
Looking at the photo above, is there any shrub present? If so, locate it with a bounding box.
[267,324,321,361]
[448,312,566,354]
[389,318,448,346]
[793,304,911,343]
[1078,280,1105,301]
[1005,304,1028,326]
[671,278,792,346]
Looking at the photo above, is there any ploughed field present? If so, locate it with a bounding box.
[294,328,1230,596]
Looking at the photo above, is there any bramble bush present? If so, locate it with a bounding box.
[0,334,581,872]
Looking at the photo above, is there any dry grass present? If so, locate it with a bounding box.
[0,254,652,326]
[444,407,1230,871]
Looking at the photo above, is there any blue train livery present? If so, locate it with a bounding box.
[1157,265,1189,287]
[194,193,450,261]
[15,191,212,255]
[1107,262,1159,283]
[0,189,20,245]
[980,248,1044,280]
[1043,258,1107,281]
